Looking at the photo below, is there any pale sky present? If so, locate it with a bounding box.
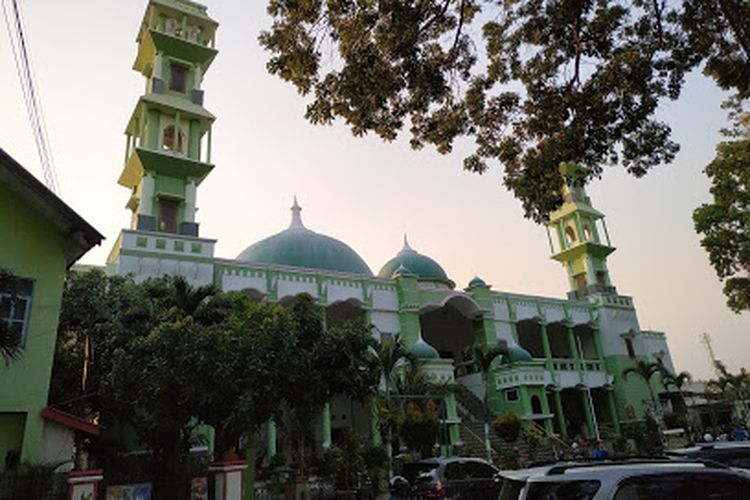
[1,1,746,379]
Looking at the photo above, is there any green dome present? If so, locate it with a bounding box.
[237,200,372,276]
[378,236,449,282]
[501,346,534,364]
[410,336,440,359]
[468,276,487,288]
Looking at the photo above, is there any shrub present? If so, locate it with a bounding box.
[493,412,522,443]
[399,401,440,457]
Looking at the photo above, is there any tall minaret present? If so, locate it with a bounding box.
[107,1,218,284]
[118,0,218,236]
[546,162,616,300]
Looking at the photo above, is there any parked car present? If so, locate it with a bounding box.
[667,442,750,470]
[496,458,750,499]
[391,457,503,499]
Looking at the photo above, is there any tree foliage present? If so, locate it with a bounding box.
[261,0,749,222]
[693,100,750,312]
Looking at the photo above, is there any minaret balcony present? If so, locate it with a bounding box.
[118,147,214,189]
[134,28,218,77]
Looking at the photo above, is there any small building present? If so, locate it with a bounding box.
[0,148,103,469]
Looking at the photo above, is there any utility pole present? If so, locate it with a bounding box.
[699,332,721,377]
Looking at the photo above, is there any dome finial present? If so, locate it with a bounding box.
[400,233,416,255]
[290,196,305,230]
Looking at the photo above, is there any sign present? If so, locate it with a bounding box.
[106,483,152,500]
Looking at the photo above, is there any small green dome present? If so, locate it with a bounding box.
[410,336,440,359]
[237,199,373,276]
[468,276,487,288]
[378,236,449,282]
[501,346,534,364]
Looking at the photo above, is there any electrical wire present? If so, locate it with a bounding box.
[2,0,61,194]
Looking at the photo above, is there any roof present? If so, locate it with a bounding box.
[41,407,100,437]
[0,148,103,267]
[237,199,373,276]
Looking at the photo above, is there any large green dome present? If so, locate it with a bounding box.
[237,200,373,276]
[378,236,449,282]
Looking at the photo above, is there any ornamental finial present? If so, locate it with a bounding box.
[289,196,305,230]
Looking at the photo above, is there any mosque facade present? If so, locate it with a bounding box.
[106,0,677,453]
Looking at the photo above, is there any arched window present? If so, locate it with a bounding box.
[531,395,543,414]
[583,225,593,241]
[565,226,576,245]
[162,125,185,153]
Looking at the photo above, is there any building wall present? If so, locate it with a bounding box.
[0,183,67,465]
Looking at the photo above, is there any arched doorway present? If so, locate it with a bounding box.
[419,295,482,364]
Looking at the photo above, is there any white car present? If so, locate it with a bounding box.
[498,458,750,499]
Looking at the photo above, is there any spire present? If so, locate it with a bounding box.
[289,196,306,230]
[399,233,417,255]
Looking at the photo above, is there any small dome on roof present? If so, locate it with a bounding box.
[468,276,487,288]
[410,335,440,359]
[237,198,373,276]
[378,236,449,282]
[502,346,534,364]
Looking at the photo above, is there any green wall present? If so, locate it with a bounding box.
[0,183,68,464]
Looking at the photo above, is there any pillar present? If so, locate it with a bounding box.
[445,393,459,456]
[370,398,382,446]
[566,326,580,371]
[580,388,595,440]
[184,179,197,222]
[540,322,553,370]
[553,391,568,440]
[68,470,104,500]
[140,173,155,216]
[209,460,247,500]
[322,402,332,449]
[266,420,276,458]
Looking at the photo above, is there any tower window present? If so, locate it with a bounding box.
[583,225,593,241]
[162,126,185,153]
[575,274,588,297]
[158,198,180,233]
[565,226,576,245]
[170,65,187,93]
[505,389,519,402]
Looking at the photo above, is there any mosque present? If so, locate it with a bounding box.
[106,0,678,455]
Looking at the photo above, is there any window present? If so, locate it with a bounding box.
[0,274,33,345]
[583,225,593,241]
[170,64,187,92]
[531,395,543,414]
[612,472,750,500]
[575,274,588,297]
[505,389,519,402]
[162,126,185,153]
[565,226,576,245]
[158,198,180,233]
[526,480,600,500]
[624,337,636,358]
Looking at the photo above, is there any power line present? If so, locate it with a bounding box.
[2,0,61,194]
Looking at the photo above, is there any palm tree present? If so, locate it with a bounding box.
[708,361,750,423]
[661,369,692,413]
[169,275,217,316]
[371,334,414,476]
[470,342,508,461]
[622,360,664,417]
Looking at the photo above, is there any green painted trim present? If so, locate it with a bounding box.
[119,248,212,263]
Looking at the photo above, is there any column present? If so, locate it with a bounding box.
[585,257,596,286]
[140,173,155,216]
[184,179,197,222]
[154,51,163,80]
[607,390,621,434]
[445,393,460,456]
[370,398,382,446]
[566,326,580,371]
[580,389,595,440]
[322,402,332,449]
[540,322,553,371]
[553,391,568,440]
[267,420,277,458]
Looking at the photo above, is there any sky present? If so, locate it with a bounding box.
[0,1,746,380]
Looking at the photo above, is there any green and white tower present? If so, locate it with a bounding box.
[108,0,219,284]
[546,162,616,300]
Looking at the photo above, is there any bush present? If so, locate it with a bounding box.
[662,411,687,430]
[493,412,522,443]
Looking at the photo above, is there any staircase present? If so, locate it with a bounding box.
[453,383,564,466]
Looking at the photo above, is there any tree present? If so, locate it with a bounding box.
[370,334,414,475]
[660,369,692,415]
[622,360,664,416]
[261,0,748,222]
[0,269,23,364]
[470,342,507,461]
[708,360,750,423]
[693,100,750,312]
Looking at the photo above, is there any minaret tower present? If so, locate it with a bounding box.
[546,162,617,300]
[107,0,218,284]
[118,0,218,236]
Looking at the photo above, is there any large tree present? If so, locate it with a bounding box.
[261,0,748,222]
[693,99,750,312]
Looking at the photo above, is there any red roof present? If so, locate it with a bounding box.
[41,407,100,437]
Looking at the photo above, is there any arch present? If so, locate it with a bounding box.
[516,318,545,358]
[420,297,480,363]
[419,293,482,319]
[162,125,185,153]
[583,225,593,241]
[326,298,366,327]
[565,225,576,245]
